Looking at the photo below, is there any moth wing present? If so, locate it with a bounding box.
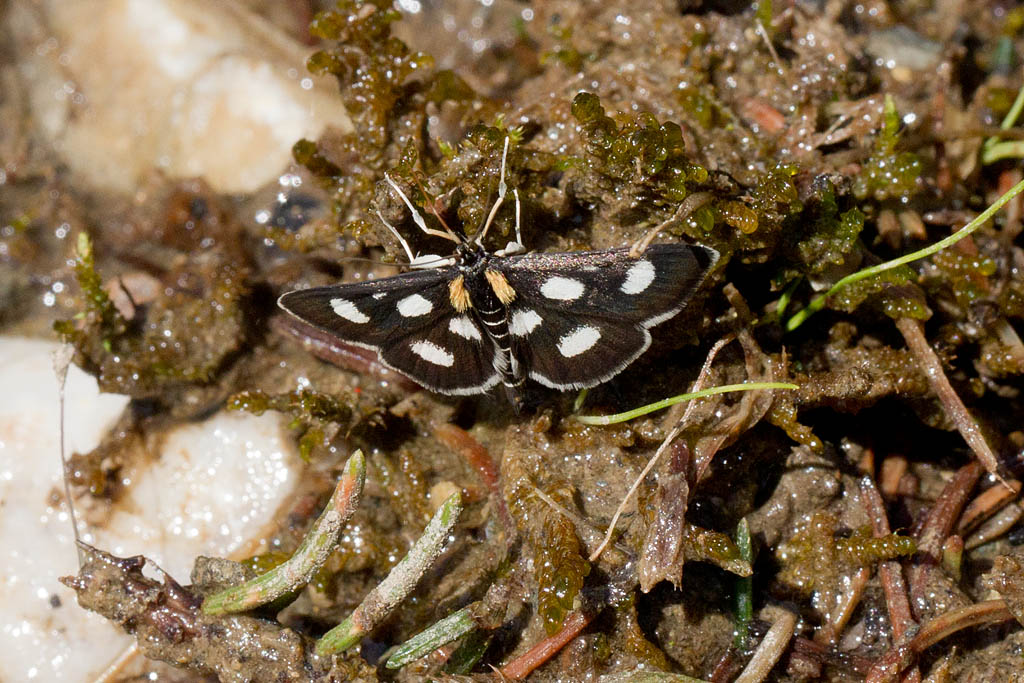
[278,270,501,395]
[509,305,651,390]
[496,243,717,390]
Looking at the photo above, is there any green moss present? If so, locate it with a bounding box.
[282,0,492,256]
[852,95,923,201]
[830,265,929,320]
[680,524,749,576]
[228,389,356,461]
[53,233,125,351]
[784,181,863,275]
[767,396,823,452]
[534,485,590,635]
[928,249,998,308]
[750,164,801,220]
[718,200,759,235]
[307,0,433,147]
[292,139,342,180]
[241,550,291,574]
[572,92,709,204]
[540,24,590,72]
[676,87,716,129]
[54,232,249,399]
[778,512,915,595]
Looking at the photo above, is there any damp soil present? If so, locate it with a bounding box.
[7,0,1024,681]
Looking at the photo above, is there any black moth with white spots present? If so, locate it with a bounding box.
[278,140,717,403]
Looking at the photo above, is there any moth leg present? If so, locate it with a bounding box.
[495,189,525,257]
[629,194,711,257]
[383,174,461,244]
[476,136,510,246]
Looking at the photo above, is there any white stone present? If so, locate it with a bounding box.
[8,0,353,194]
[0,337,301,681]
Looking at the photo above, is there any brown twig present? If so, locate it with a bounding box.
[815,567,871,646]
[861,477,918,638]
[957,479,1021,536]
[860,475,921,683]
[499,610,593,680]
[911,461,982,558]
[964,502,1023,550]
[895,318,1003,480]
[908,461,982,614]
[433,422,514,535]
[866,600,1014,683]
[735,608,797,683]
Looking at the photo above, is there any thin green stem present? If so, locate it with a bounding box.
[733,517,753,650]
[785,177,1024,332]
[982,81,1024,164]
[385,605,476,668]
[573,382,798,425]
[202,451,365,615]
[317,491,464,655]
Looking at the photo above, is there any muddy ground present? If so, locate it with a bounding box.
[5,0,1024,681]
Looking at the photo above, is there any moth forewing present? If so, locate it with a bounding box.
[494,243,718,391]
[277,269,505,395]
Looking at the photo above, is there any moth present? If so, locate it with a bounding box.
[279,139,717,403]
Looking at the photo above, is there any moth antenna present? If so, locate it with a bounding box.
[376,209,417,263]
[54,344,84,566]
[383,174,460,244]
[475,136,510,246]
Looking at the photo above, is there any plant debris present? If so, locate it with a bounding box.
[9,0,1024,680]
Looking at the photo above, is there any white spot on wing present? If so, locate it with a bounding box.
[557,325,601,357]
[410,340,454,366]
[448,316,482,340]
[509,309,542,336]
[540,276,585,301]
[330,298,370,323]
[372,292,387,300]
[398,293,433,317]
[621,260,656,294]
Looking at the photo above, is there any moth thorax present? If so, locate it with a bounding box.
[449,274,473,312]
[484,269,516,304]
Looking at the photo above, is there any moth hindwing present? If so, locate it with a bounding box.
[278,241,718,401]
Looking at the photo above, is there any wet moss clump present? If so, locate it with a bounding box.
[228,388,366,461]
[533,485,591,635]
[307,0,435,147]
[830,265,930,320]
[782,182,863,276]
[572,91,708,204]
[777,512,916,596]
[852,97,923,202]
[287,0,486,251]
[927,249,998,309]
[53,233,125,351]
[54,231,249,404]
